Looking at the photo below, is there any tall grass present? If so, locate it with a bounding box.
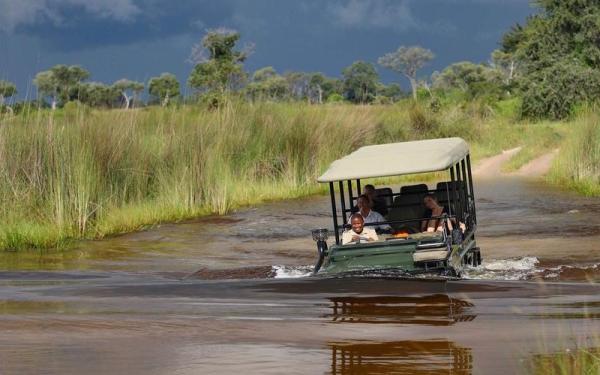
[0,99,581,250]
[548,111,600,196]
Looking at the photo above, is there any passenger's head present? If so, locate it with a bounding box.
[350,213,365,234]
[357,194,372,211]
[363,184,376,198]
[423,193,439,209]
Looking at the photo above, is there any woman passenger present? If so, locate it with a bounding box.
[421,193,453,232]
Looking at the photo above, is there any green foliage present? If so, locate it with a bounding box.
[78,82,120,108]
[432,61,504,99]
[148,73,180,106]
[520,61,600,119]
[245,67,288,101]
[188,29,248,94]
[504,1,600,118]
[342,61,379,104]
[0,80,17,104]
[33,65,90,109]
[326,93,344,103]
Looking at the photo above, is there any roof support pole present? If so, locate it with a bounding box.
[461,158,470,221]
[466,154,477,224]
[455,162,464,224]
[339,181,348,225]
[347,180,354,210]
[329,182,340,245]
[450,166,458,221]
[356,179,361,198]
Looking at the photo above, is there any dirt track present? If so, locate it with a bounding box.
[473,147,558,179]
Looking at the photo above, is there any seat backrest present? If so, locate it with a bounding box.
[436,181,465,201]
[400,184,429,197]
[374,187,393,207]
[435,181,466,214]
[388,184,429,233]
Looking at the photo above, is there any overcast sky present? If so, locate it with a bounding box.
[0,0,536,99]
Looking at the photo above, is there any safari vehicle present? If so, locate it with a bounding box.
[311,137,481,277]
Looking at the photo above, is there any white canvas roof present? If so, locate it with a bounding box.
[317,137,469,183]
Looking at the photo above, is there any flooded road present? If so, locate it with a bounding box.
[1,176,599,374]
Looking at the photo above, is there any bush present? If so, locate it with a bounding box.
[520,61,600,120]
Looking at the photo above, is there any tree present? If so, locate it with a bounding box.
[34,71,59,110]
[148,73,180,106]
[0,80,17,114]
[79,82,120,108]
[432,61,503,98]
[378,46,434,100]
[33,65,90,109]
[245,67,288,101]
[342,61,379,104]
[112,79,144,109]
[502,1,600,118]
[308,73,342,104]
[188,28,249,94]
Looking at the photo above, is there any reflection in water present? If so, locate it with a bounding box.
[329,340,472,375]
[326,295,476,326]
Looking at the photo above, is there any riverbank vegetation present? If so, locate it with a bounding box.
[0,100,564,251]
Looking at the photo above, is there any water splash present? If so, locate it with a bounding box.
[463,257,541,280]
[272,265,314,279]
[463,257,600,281]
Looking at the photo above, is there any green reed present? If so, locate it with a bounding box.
[547,110,600,196]
[0,99,579,251]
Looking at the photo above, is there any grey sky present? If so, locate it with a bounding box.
[0,0,536,99]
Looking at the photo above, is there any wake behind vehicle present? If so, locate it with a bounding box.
[311,137,482,277]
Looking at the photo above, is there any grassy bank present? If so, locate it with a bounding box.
[547,110,600,196]
[0,100,573,250]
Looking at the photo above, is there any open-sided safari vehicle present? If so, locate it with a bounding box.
[311,137,482,277]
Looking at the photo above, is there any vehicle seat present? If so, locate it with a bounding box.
[436,181,466,215]
[374,187,393,208]
[388,184,428,232]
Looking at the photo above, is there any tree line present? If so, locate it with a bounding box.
[1,0,599,119]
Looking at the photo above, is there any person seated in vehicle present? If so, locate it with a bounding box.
[421,193,468,233]
[350,195,391,232]
[342,213,379,245]
[421,193,451,232]
[363,184,388,216]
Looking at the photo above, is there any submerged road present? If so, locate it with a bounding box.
[0,174,599,374]
[0,272,599,374]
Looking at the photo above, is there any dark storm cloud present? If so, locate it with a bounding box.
[0,0,536,98]
[1,1,237,51]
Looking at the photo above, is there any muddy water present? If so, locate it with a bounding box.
[0,177,599,374]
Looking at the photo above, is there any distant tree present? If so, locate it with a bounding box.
[491,49,519,87]
[112,79,144,109]
[308,73,342,104]
[149,73,180,107]
[378,46,434,100]
[34,71,59,110]
[284,71,311,101]
[79,82,120,108]
[0,80,17,114]
[376,82,403,102]
[33,65,90,109]
[432,61,503,99]
[342,61,379,104]
[245,67,288,101]
[188,28,250,94]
